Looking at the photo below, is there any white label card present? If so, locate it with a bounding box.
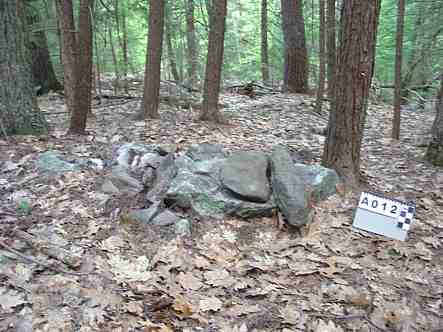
[358,192,402,218]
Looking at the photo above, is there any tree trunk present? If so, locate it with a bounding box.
[199,0,227,123]
[281,0,309,93]
[26,7,62,95]
[70,0,94,134]
[136,0,165,120]
[0,0,48,135]
[322,0,381,187]
[261,0,269,83]
[326,0,336,102]
[166,14,180,81]
[392,0,405,140]
[55,0,78,116]
[186,0,199,86]
[426,74,443,166]
[315,0,326,114]
[108,25,120,94]
[122,12,129,77]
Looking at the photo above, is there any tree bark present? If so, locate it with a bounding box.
[0,0,48,135]
[136,0,165,120]
[426,74,443,166]
[261,0,269,83]
[55,0,78,116]
[26,7,62,95]
[108,25,120,94]
[281,0,309,93]
[186,0,199,86]
[199,0,227,123]
[70,0,94,134]
[315,0,326,114]
[326,0,336,102]
[322,0,381,187]
[392,0,405,140]
[165,12,180,82]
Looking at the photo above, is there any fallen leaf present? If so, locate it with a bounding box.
[199,296,223,312]
[177,272,204,291]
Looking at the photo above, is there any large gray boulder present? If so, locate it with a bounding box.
[166,155,275,219]
[220,151,270,203]
[270,146,312,227]
[293,164,340,203]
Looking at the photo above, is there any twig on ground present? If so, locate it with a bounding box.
[0,238,89,277]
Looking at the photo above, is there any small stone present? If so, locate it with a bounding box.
[127,201,162,224]
[155,144,177,156]
[175,219,191,236]
[151,210,181,226]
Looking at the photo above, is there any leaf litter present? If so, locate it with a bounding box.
[0,86,442,331]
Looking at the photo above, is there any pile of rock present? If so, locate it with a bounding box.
[100,143,340,230]
[34,143,340,234]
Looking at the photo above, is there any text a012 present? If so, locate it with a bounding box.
[358,192,401,218]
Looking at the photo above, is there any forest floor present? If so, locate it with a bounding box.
[0,86,442,332]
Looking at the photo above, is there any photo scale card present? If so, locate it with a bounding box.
[353,192,415,241]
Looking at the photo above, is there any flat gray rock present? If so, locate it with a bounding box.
[221,151,270,203]
[270,146,312,227]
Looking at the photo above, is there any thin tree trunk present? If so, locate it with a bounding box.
[114,0,128,94]
[426,73,443,166]
[326,0,336,102]
[69,0,94,134]
[93,1,102,98]
[261,0,269,83]
[0,0,48,135]
[199,0,227,122]
[135,0,165,120]
[392,0,405,140]
[281,0,309,93]
[315,0,326,114]
[166,16,180,81]
[108,25,119,94]
[122,13,129,77]
[186,0,199,86]
[55,0,78,115]
[322,0,381,187]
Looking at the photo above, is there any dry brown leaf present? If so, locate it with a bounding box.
[204,269,235,287]
[177,272,204,291]
[199,296,223,312]
[172,295,194,318]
